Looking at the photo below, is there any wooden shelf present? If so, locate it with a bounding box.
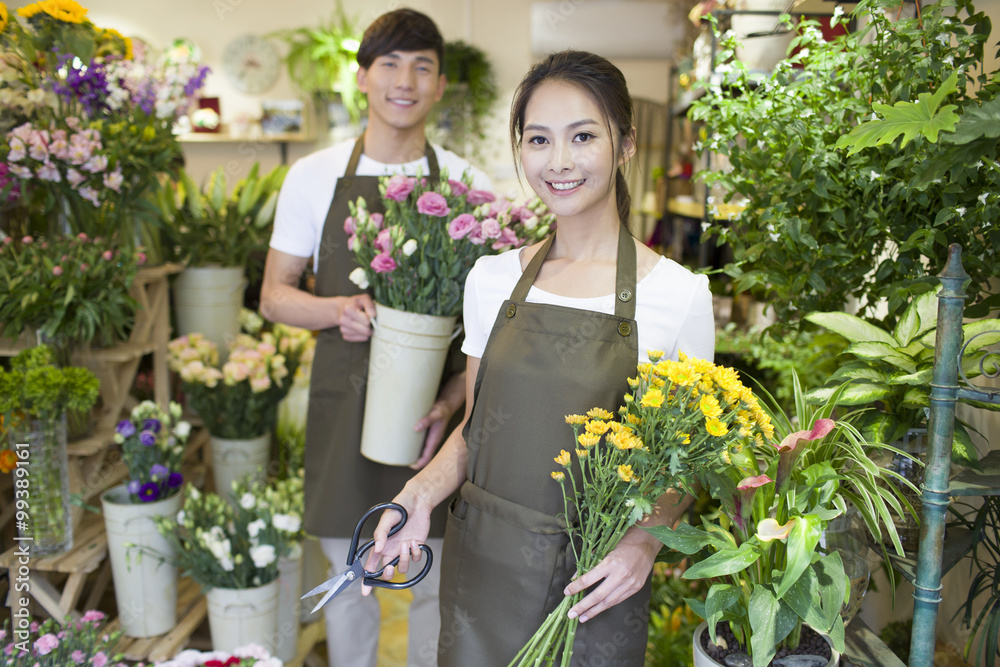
[109,576,207,664]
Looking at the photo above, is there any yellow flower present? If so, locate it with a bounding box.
[587,407,614,420]
[625,413,642,426]
[627,376,640,388]
[650,375,666,388]
[699,394,723,418]
[738,424,755,438]
[576,448,590,459]
[647,349,665,363]
[614,433,644,450]
[617,464,639,483]
[624,393,634,403]
[640,387,665,408]
[0,4,8,33]
[712,365,743,393]
[585,419,611,435]
[755,412,774,441]
[554,450,572,467]
[720,449,732,464]
[675,431,691,445]
[18,0,87,23]
[565,414,587,425]
[577,432,601,448]
[637,362,653,377]
[665,362,700,387]
[551,471,565,482]
[706,417,729,437]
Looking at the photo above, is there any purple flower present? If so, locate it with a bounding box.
[466,189,496,206]
[127,479,141,495]
[184,65,211,97]
[116,419,137,438]
[168,472,183,488]
[150,464,169,481]
[142,418,161,433]
[138,483,160,502]
[139,431,156,447]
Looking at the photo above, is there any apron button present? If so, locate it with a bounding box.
[506,304,517,318]
[618,321,632,337]
[618,289,632,302]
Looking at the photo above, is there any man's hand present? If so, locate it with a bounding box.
[410,371,466,469]
[339,293,377,342]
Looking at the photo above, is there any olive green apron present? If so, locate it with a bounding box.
[303,136,450,538]
[439,229,651,666]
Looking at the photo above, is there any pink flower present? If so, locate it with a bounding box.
[467,224,486,245]
[466,189,496,206]
[347,234,357,251]
[22,236,33,245]
[416,191,450,217]
[250,376,271,393]
[137,252,147,265]
[480,217,502,239]
[72,649,85,664]
[77,233,89,241]
[80,263,89,272]
[2,236,11,245]
[103,170,123,192]
[82,155,108,174]
[374,228,394,253]
[92,651,109,667]
[37,163,61,182]
[102,250,113,261]
[492,227,519,250]
[10,123,33,143]
[447,213,477,239]
[448,179,469,196]
[6,137,26,162]
[384,174,415,201]
[79,186,100,207]
[370,212,384,229]
[370,252,397,273]
[52,265,63,276]
[34,633,59,655]
[343,216,357,235]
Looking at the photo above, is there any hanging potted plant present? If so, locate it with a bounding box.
[101,400,191,638]
[428,40,499,160]
[158,164,286,361]
[0,344,99,556]
[167,324,311,498]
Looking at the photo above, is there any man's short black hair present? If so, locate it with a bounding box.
[357,8,445,72]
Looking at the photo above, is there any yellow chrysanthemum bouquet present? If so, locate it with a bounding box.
[510,351,773,666]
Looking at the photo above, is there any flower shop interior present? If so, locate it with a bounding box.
[3,0,1000,666]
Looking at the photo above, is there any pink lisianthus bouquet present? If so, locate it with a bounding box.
[346,169,553,317]
[168,326,312,440]
[1,609,127,667]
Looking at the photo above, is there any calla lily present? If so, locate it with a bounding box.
[756,517,796,542]
[775,418,835,492]
[733,474,774,532]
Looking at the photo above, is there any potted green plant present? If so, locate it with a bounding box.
[689,0,999,331]
[646,378,914,667]
[101,400,191,638]
[269,2,364,127]
[429,40,499,160]
[952,495,1000,667]
[0,344,99,556]
[158,163,287,357]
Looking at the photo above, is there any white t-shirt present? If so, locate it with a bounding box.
[270,138,493,271]
[461,249,716,364]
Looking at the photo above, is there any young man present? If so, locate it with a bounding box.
[260,9,492,667]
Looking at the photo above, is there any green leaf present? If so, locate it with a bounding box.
[961,320,1000,355]
[775,515,823,600]
[952,423,981,470]
[837,72,961,154]
[845,342,917,373]
[705,584,741,629]
[749,587,780,667]
[644,523,718,555]
[946,96,1000,145]
[684,542,762,579]
[806,382,893,406]
[813,551,848,633]
[805,312,897,346]
[784,566,827,629]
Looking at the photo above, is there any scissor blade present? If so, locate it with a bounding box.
[305,561,365,614]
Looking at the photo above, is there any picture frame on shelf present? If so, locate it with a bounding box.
[261,99,304,136]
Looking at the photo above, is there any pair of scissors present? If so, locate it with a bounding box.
[301,502,433,614]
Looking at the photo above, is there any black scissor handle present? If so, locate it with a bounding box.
[348,502,409,567]
[361,543,434,590]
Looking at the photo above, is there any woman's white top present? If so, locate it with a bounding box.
[461,248,716,364]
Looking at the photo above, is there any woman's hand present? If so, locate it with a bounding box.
[563,528,659,622]
[361,496,431,596]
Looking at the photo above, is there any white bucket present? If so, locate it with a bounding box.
[205,580,280,654]
[275,550,303,662]
[101,485,182,637]
[173,266,246,361]
[732,0,796,72]
[210,433,271,499]
[360,303,460,466]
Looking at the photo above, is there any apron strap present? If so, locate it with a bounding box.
[345,134,440,180]
[509,226,638,321]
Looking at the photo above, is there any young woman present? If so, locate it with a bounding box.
[364,50,715,665]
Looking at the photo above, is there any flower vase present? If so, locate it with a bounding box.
[210,433,271,500]
[886,427,928,553]
[11,415,73,557]
[173,266,246,363]
[359,303,460,466]
[274,548,303,662]
[693,622,840,667]
[205,579,280,654]
[732,0,797,72]
[101,484,183,637]
[819,509,871,627]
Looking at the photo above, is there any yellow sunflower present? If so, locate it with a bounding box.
[18,0,87,23]
[0,4,9,33]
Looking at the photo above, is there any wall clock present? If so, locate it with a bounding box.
[222,34,281,95]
